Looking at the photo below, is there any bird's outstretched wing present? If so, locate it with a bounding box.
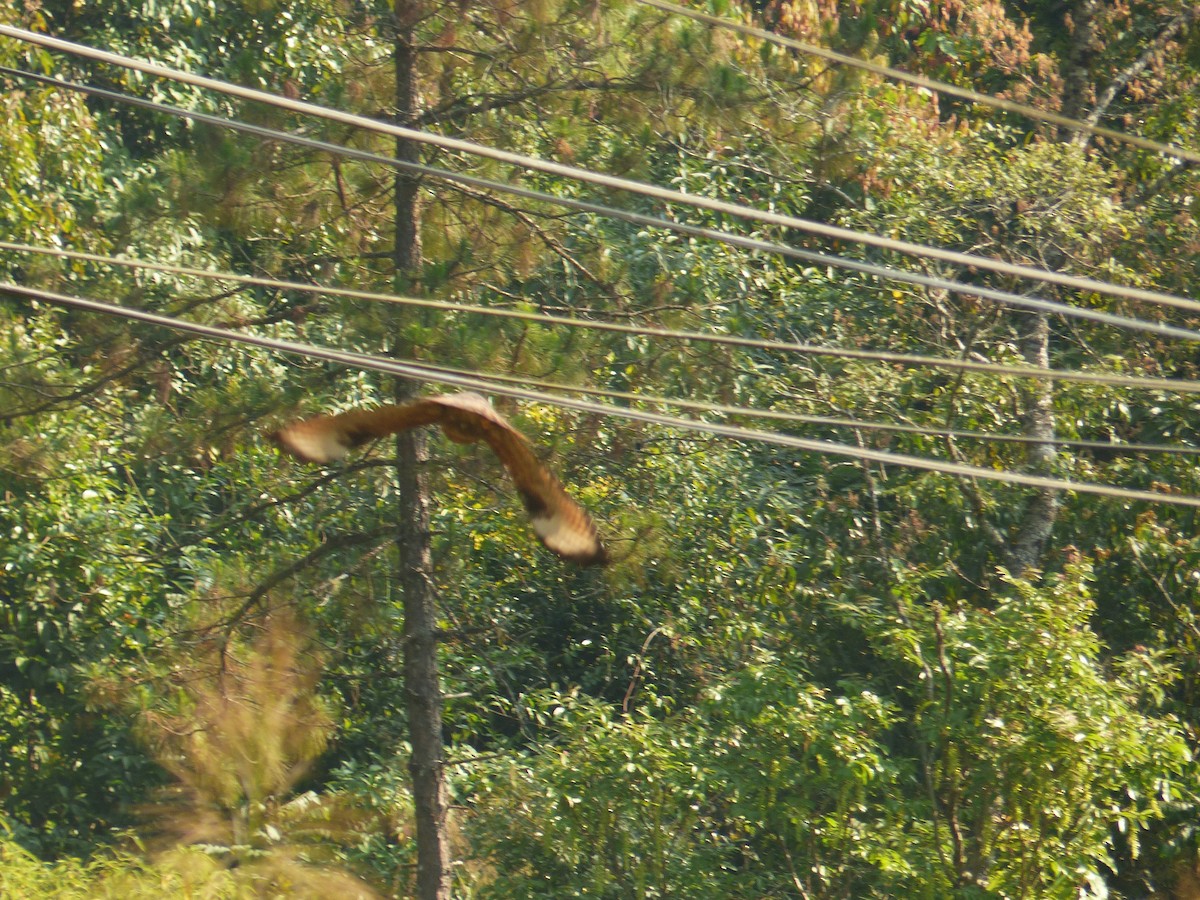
[271,392,606,565]
[269,400,445,463]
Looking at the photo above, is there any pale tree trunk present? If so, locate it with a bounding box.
[392,2,452,898]
[1006,309,1059,574]
[1079,4,1198,144]
[1004,0,1103,575]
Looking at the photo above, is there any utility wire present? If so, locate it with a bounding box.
[390,357,1200,458]
[11,240,1192,461]
[635,0,1200,166]
[7,66,1200,454]
[8,238,1200,455]
[4,278,1200,509]
[4,70,1200,354]
[9,238,1200,396]
[5,55,1198,456]
[3,31,1200,331]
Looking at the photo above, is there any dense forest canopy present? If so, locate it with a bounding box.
[1,0,1200,897]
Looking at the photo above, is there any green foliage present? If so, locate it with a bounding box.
[695,659,912,898]
[2,0,1200,896]
[465,568,1194,899]
[0,819,380,898]
[0,829,228,899]
[466,693,731,899]
[850,564,1195,897]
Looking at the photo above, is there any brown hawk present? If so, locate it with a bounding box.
[270,392,607,565]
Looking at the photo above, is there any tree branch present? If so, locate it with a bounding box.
[417,75,642,128]
[220,528,394,629]
[1082,6,1200,140]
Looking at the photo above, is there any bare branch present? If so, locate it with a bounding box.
[1083,6,1200,140]
[221,528,394,629]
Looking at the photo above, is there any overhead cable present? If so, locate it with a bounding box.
[8,238,1200,395]
[388,357,1200,458]
[8,238,1200,456]
[635,0,1200,166]
[4,70,1200,350]
[3,30,1200,331]
[4,278,1200,509]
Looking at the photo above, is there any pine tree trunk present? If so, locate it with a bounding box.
[392,2,452,897]
[395,420,451,900]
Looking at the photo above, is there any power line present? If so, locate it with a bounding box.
[4,278,1200,509]
[4,71,1200,357]
[9,238,1200,396]
[389,357,1200,458]
[24,242,1174,455]
[9,238,1200,455]
[3,30,1200,331]
[4,50,1197,464]
[635,0,1200,166]
[7,64,1200,456]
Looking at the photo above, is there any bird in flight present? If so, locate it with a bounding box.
[271,392,607,565]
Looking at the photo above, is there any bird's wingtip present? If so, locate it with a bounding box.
[531,511,607,565]
[270,419,351,464]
